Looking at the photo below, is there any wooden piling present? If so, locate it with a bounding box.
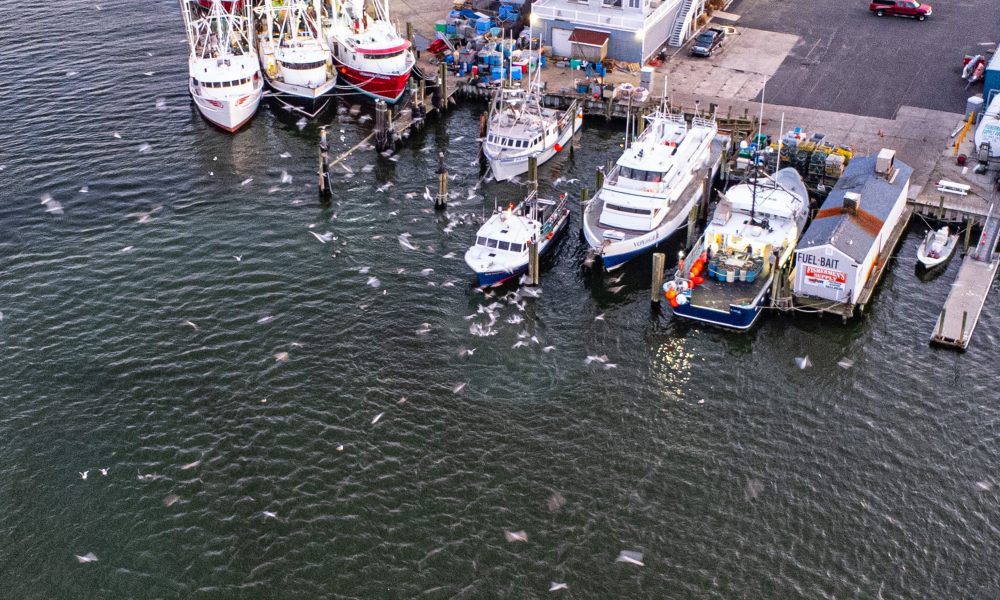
[528,240,540,285]
[596,167,604,191]
[686,204,699,248]
[937,308,946,337]
[960,310,968,343]
[435,152,448,210]
[964,217,973,253]
[938,194,945,220]
[318,127,330,199]
[438,62,448,111]
[405,21,413,42]
[651,253,665,304]
[528,155,538,192]
[581,188,589,204]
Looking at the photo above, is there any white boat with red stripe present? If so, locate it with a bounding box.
[255,0,338,100]
[324,0,414,102]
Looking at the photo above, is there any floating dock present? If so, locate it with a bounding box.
[930,202,1000,350]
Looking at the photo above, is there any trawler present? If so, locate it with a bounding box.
[180,0,263,132]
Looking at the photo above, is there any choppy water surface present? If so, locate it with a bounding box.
[2,2,999,598]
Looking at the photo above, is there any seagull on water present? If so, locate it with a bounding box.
[503,530,528,543]
[75,553,99,563]
[616,550,644,566]
[182,320,198,330]
[233,255,242,262]
[549,582,569,592]
[79,470,89,480]
[99,468,109,476]
[371,412,385,425]
[794,356,812,370]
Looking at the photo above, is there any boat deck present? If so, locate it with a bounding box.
[585,136,728,240]
[689,274,768,311]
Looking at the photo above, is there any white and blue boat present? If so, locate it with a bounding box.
[582,110,720,270]
[667,167,809,330]
[464,190,570,286]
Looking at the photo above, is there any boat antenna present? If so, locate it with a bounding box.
[775,111,784,174]
[750,80,766,224]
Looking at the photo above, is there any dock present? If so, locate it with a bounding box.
[930,202,1000,350]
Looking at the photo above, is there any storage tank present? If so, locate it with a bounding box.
[973,93,1000,159]
[966,95,984,120]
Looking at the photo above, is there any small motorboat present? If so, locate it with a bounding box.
[917,226,958,269]
[464,191,570,286]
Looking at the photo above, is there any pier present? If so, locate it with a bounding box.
[930,201,1000,350]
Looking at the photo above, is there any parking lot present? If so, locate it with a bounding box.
[728,0,998,118]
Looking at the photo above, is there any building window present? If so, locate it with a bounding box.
[602,0,622,6]
[628,0,639,7]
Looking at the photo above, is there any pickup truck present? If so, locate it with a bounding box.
[869,0,933,20]
[690,28,725,58]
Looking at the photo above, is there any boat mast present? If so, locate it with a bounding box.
[750,81,766,225]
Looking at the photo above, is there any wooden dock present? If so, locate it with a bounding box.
[930,202,1000,350]
[930,255,999,349]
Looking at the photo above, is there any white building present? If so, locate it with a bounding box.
[530,0,703,63]
[793,149,911,306]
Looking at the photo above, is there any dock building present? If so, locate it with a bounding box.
[530,0,703,63]
[792,149,912,317]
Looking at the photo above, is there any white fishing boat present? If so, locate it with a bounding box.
[464,191,571,286]
[917,226,958,268]
[482,80,582,182]
[667,166,809,330]
[180,0,263,132]
[324,0,414,102]
[255,0,337,100]
[582,108,720,270]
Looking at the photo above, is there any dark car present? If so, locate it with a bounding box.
[690,28,725,57]
[869,0,933,20]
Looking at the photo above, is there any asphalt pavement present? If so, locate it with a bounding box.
[729,0,998,118]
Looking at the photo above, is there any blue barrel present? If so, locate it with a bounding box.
[511,68,522,81]
[491,66,503,81]
[476,17,492,34]
[540,55,546,68]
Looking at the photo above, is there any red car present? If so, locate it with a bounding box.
[869,0,933,20]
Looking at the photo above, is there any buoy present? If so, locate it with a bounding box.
[554,143,563,152]
[693,275,704,285]
[676,294,688,305]
[666,288,678,300]
[669,297,679,308]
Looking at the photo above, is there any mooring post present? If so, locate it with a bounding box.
[528,239,540,285]
[318,126,330,199]
[651,252,665,305]
[596,167,604,191]
[438,62,448,111]
[528,155,538,192]
[686,204,699,248]
[581,188,589,204]
[938,194,945,220]
[636,106,646,135]
[405,21,413,42]
[435,152,448,210]
[960,310,968,343]
[964,216,973,253]
[700,176,711,218]
[374,99,389,151]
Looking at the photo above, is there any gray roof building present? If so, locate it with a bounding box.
[797,153,912,262]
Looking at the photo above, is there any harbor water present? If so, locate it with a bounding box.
[2,1,1000,597]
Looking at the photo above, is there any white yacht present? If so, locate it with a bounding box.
[255,0,337,100]
[583,110,719,270]
[482,83,582,182]
[324,0,414,103]
[668,167,809,330]
[180,0,263,132]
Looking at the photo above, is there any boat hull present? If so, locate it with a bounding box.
[335,61,411,103]
[582,196,696,271]
[669,298,765,330]
[486,107,583,182]
[190,85,262,133]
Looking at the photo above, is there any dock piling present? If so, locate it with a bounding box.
[374,99,391,152]
[318,127,330,199]
[651,253,665,305]
[960,310,968,344]
[528,240,540,285]
[528,156,538,192]
[437,63,448,112]
[686,204,699,248]
[596,167,604,191]
[435,152,448,210]
[937,309,946,337]
[964,217,973,253]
